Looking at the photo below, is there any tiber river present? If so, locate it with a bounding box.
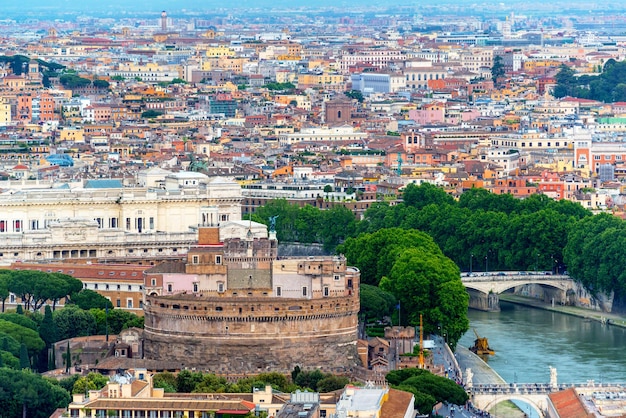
[458,301,626,385]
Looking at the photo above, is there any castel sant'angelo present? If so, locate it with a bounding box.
[142,209,361,374]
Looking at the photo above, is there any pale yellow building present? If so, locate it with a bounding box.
[0,97,10,126]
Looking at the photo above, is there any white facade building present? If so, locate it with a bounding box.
[0,171,242,265]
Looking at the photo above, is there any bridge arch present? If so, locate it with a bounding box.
[478,393,546,417]
[461,274,575,311]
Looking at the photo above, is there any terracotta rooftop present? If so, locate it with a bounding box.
[380,388,415,417]
[548,388,592,418]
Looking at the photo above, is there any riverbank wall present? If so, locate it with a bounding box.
[500,294,626,329]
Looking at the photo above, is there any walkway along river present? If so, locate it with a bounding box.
[458,300,626,385]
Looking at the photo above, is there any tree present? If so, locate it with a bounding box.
[176,369,204,393]
[64,341,71,373]
[344,90,364,103]
[59,74,91,89]
[19,342,30,370]
[402,183,455,210]
[491,55,505,86]
[338,228,442,286]
[0,272,9,312]
[360,284,397,323]
[387,368,468,414]
[141,110,163,119]
[153,372,177,393]
[378,245,468,349]
[91,308,143,335]
[0,320,45,359]
[72,372,108,394]
[53,305,97,341]
[0,368,70,418]
[294,369,325,391]
[316,375,349,392]
[6,271,80,312]
[40,306,58,348]
[0,313,38,331]
[92,79,110,89]
[72,290,113,311]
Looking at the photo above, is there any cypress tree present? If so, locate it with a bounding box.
[65,341,71,373]
[16,304,23,315]
[48,346,56,371]
[40,306,58,347]
[19,343,29,370]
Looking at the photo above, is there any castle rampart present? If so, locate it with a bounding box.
[143,292,360,374]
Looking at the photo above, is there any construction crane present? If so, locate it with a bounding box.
[469,328,495,356]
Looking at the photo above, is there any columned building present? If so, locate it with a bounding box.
[0,171,242,265]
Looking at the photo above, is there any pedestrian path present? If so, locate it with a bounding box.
[455,346,506,385]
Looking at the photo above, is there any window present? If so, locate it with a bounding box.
[116,299,121,308]
[149,217,154,230]
[276,286,282,296]
[117,284,121,290]
[94,284,98,290]
[167,284,173,292]
[127,299,133,308]
[192,255,199,264]
[302,287,307,297]
[594,155,601,160]
[215,255,222,265]
[126,217,131,230]
[323,286,329,297]
[193,283,198,293]
[334,274,340,281]
[218,282,225,293]
[151,278,156,286]
[128,285,132,291]
[13,220,21,233]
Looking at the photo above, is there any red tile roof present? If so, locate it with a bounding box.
[548,388,592,418]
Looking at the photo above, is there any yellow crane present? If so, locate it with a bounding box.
[419,314,424,368]
[470,328,495,356]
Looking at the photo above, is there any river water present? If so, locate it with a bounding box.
[458,301,626,385]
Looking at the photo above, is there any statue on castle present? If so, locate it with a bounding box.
[269,215,279,233]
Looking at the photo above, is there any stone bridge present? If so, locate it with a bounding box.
[461,273,575,311]
[469,382,625,417]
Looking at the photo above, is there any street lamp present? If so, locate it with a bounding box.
[470,254,474,274]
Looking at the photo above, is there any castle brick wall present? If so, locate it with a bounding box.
[143,293,360,373]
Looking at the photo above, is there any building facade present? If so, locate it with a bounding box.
[0,171,242,265]
[142,223,361,374]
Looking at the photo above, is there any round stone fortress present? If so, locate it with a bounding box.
[142,224,361,374]
[143,289,360,374]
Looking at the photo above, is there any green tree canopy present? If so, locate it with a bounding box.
[0,319,44,358]
[387,368,468,414]
[72,289,113,311]
[53,305,97,341]
[0,368,70,418]
[360,284,397,322]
